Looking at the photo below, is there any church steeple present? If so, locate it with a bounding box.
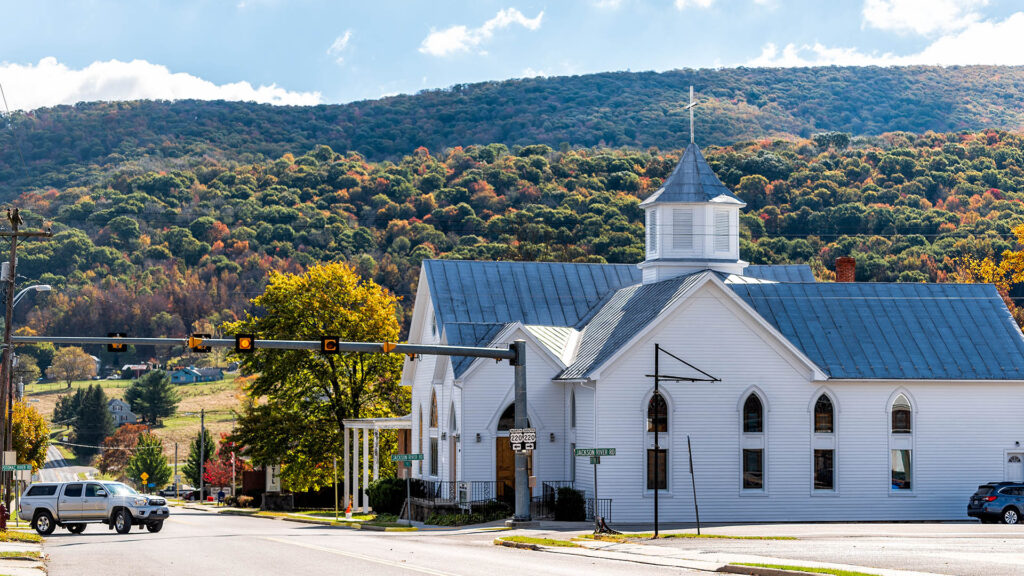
[638,88,747,284]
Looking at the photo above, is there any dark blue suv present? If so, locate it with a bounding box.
[968,482,1024,524]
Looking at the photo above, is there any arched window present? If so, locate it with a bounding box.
[497,404,530,431]
[647,393,667,432]
[743,395,763,434]
[430,390,438,428]
[418,405,423,452]
[814,395,834,433]
[570,390,577,429]
[449,403,457,433]
[891,394,911,434]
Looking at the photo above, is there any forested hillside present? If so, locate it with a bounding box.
[12,129,1024,359]
[5,65,1024,195]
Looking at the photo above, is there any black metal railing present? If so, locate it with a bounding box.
[421,480,497,504]
[586,498,612,522]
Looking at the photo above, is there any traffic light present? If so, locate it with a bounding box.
[107,332,127,353]
[235,334,255,353]
[321,336,339,355]
[188,333,211,353]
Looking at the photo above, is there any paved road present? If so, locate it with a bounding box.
[35,445,98,483]
[45,507,704,576]
[631,522,1024,576]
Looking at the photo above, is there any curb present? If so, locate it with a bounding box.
[718,566,822,576]
[215,508,417,531]
[493,538,539,551]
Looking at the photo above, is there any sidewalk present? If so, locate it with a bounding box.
[0,539,46,576]
[500,529,949,576]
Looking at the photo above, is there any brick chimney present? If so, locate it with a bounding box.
[835,257,855,283]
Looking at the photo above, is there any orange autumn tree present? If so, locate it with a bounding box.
[958,223,1024,326]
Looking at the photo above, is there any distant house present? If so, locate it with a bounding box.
[107,398,138,426]
[121,364,150,379]
[170,366,224,384]
[89,355,101,376]
[169,367,202,384]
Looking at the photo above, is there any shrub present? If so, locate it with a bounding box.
[554,487,586,521]
[424,500,510,526]
[367,477,425,515]
[236,495,254,508]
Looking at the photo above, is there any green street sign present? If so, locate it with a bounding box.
[590,456,601,465]
[390,453,424,462]
[574,448,615,457]
[1,464,30,471]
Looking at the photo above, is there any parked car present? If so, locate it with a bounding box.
[158,484,194,498]
[968,482,1024,524]
[19,480,170,535]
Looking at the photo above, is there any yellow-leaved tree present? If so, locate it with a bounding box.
[958,223,1024,326]
[12,401,50,472]
[223,262,409,491]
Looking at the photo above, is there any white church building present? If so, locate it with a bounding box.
[402,142,1024,523]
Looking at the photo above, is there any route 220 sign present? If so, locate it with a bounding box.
[509,428,536,452]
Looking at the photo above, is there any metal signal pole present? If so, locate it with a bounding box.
[199,408,205,501]
[0,209,51,505]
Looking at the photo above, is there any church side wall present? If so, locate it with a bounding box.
[592,283,1023,522]
[458,336,567,494]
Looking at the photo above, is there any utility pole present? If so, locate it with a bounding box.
[199,408,205,501]
[174,442,179,499]
[0,209,51,505]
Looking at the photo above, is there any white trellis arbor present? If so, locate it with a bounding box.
[342,415,411,513]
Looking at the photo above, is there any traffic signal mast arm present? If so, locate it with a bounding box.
[11,335,521,363]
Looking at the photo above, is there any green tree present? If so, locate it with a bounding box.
[12,401,50,473]
[12,354,40,388]
[71,384,114,457]
[182,428,215,487]
[124,370,180,425]
[125,432,172,491]
[224,262,408,491]
[53,388,84,424]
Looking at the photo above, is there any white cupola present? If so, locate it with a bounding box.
[638,142,747,284]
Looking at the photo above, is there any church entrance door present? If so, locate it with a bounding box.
[496,438,531,504]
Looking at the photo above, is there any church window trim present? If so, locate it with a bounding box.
[672,208,694,251]
[429,389,439,429]
[809,389,838,495]
[738,387,767,495]
[642,389,672,495]
[887,390,916,496]
[647,209,659,256]
[713,208,730,253]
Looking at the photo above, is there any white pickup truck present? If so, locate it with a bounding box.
[19,481,170,535]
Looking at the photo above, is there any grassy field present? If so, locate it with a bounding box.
[26,372,245,464]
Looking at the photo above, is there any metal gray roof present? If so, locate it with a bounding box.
[640,143,744,207]
[524,325,577,363]
[744,265,816,283]
[729,282,1024,380]
[443,322,509,377]
[559,271,706,379]
[423,260,641,328]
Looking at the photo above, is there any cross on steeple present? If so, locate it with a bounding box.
[684,85,697,144]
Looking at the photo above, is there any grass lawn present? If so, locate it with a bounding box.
[0,531,43,543]
[0,550,41,559]
[581,533,797,542]
[499,536,581,548]
[733,564,880,576]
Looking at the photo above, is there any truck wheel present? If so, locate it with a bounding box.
[32,511,56,535]
[114,509,132,534]
[146,521,163,533]
[67,524,86,534]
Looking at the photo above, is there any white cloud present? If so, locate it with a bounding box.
[862,0,988,35]
[749,11,1024,67]
[591,0,624,8]
[327,30,353,64]
[521,67,548,77]
[0,57,321,111]
[419,8,544,57]
[674,0,715,9]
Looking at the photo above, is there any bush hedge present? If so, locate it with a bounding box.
[554,487,586,521]
[367,477,425,515]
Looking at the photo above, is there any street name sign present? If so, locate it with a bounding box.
[574,448,616,457]
[590,456,600,465]
[1,464,29,471]
[509,428,536,452]
[391,453,424,462]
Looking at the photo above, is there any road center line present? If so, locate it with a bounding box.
[261,537,456,576]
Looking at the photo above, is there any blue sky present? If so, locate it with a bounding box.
[1,0,1022,110]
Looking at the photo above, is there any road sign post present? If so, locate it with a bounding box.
[391,454,423,526]
[574,448,615,528]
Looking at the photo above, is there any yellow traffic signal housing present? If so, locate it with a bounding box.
[188,333,212,353]
[235,334,255,353]
[321,336,339,355]
[107,333,127,353]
